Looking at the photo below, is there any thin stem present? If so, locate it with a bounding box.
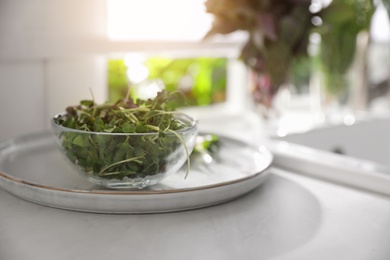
[120,107,151,113]
[99,154,145,175]
[166,129,191,179]
[89,88,98,117]
[146,125,160,132]
[124,84,131,104]
[119,107,137,123]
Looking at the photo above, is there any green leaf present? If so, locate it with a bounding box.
[94,117,104,132]
[80,100,94,107]
[122,122,135,133]
[72,135,85,147]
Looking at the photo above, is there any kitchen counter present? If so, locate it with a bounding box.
[1,166,390,260]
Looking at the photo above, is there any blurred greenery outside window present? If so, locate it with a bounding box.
[108,57,228,107]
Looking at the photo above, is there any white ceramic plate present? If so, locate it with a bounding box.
[0,132,273,214]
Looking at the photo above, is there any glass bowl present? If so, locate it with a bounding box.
[50,113,198,189]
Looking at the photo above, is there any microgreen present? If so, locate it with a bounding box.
[54,90,193,181]
[193,134,220,155]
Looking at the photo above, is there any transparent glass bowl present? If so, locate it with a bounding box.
[51,113,198,189]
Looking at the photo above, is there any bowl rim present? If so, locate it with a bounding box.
[51,111,198,136]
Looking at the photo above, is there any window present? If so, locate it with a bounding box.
[107,0,212,42]
[105,0,248,112]
[108,55,228,107]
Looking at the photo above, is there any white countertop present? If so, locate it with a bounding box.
[1,167,390,260]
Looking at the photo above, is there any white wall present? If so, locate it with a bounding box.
[0,61,45,139]
[0,0,108,141]
[45,57,107,120]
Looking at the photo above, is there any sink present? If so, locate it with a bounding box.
[280,116,390,168]
[190,110,390,196]
[267,115,390,196]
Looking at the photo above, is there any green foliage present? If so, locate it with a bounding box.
[54,90,190,180]
[107,57,227,107]
[146,57,227,106]
[291,56,312,93]
[317,0,375,96]
[384,0,390,17]
[108,59,129,102]
[204,0,315,96]
[204,0,389,102]
[193,134,220,155]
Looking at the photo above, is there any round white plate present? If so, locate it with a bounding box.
[0,132,273,214]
